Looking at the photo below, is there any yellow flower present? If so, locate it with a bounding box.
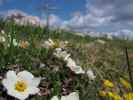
[108,92,114,97]
[113,95,121,100]
[103,80,114,88]
[108,92,121,100]
[120,78,131,89]
[99,91,106,97]
[124,92,133,100]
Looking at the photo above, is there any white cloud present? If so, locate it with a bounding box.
[60,0,133,33]
[2,9,28,18]
[49,14,63,29]
[60,7,113,32]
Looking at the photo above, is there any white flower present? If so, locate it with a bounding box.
[51,92,79,100]
[61,92,79,100]
[53,48,70,61]
[1,30,5,34]
[66,58,85,74]
[96,39,105,44]
[51,96,59,100]
[59,40,69,48]
[39,63,46,68]
[43,38,56,49]
[13,39,19,46]
[2,70,41,100]
[86,69,96,80]
[0,36,6,42]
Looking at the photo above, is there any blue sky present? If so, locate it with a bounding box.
[0,0,86,20]
[0,0,133,33]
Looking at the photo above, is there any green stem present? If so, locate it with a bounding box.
[125,47,133,91]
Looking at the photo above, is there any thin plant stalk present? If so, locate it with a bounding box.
[125,47,133,91]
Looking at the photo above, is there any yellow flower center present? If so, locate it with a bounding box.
[15,81,27,92]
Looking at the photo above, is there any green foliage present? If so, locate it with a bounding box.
[0,20,133,100]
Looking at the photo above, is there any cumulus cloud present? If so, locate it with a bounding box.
[2,9,28,17]
[89,0,133,23]
[62,13,113,32]
[49,14,63,29]
[59,0,114,32]
[60,0,133,33]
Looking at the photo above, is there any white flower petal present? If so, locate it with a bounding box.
[54,48,71,61]
[2,71,17,90]
[51,96,59,100]
[1,30,5,34]
[48,39,55,45]
[8,89,29,100]
[29,78,41,87]
[64,54,71,61]
[66,58,77,67]
[6,71,17,80]
[0,36,6,42]
[73,66,85,74]
[61,92,79,100]
[86,69,96,80]
[26,78,40,95]
[13,39,19,46]
[66,58,85,74]
[43,38,55,49]
[27,87,40,95]
[2,79,16,90]
[17,70,34,80]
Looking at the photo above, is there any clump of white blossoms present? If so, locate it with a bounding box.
[53,48,84,74]
[86,69,96,80]
[2,70,41,100]
[51,92,79,100]
[44,38,85,74]
[65,57,85,74]
[53,48,70,61]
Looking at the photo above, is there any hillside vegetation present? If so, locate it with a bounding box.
[0,19,133,100]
